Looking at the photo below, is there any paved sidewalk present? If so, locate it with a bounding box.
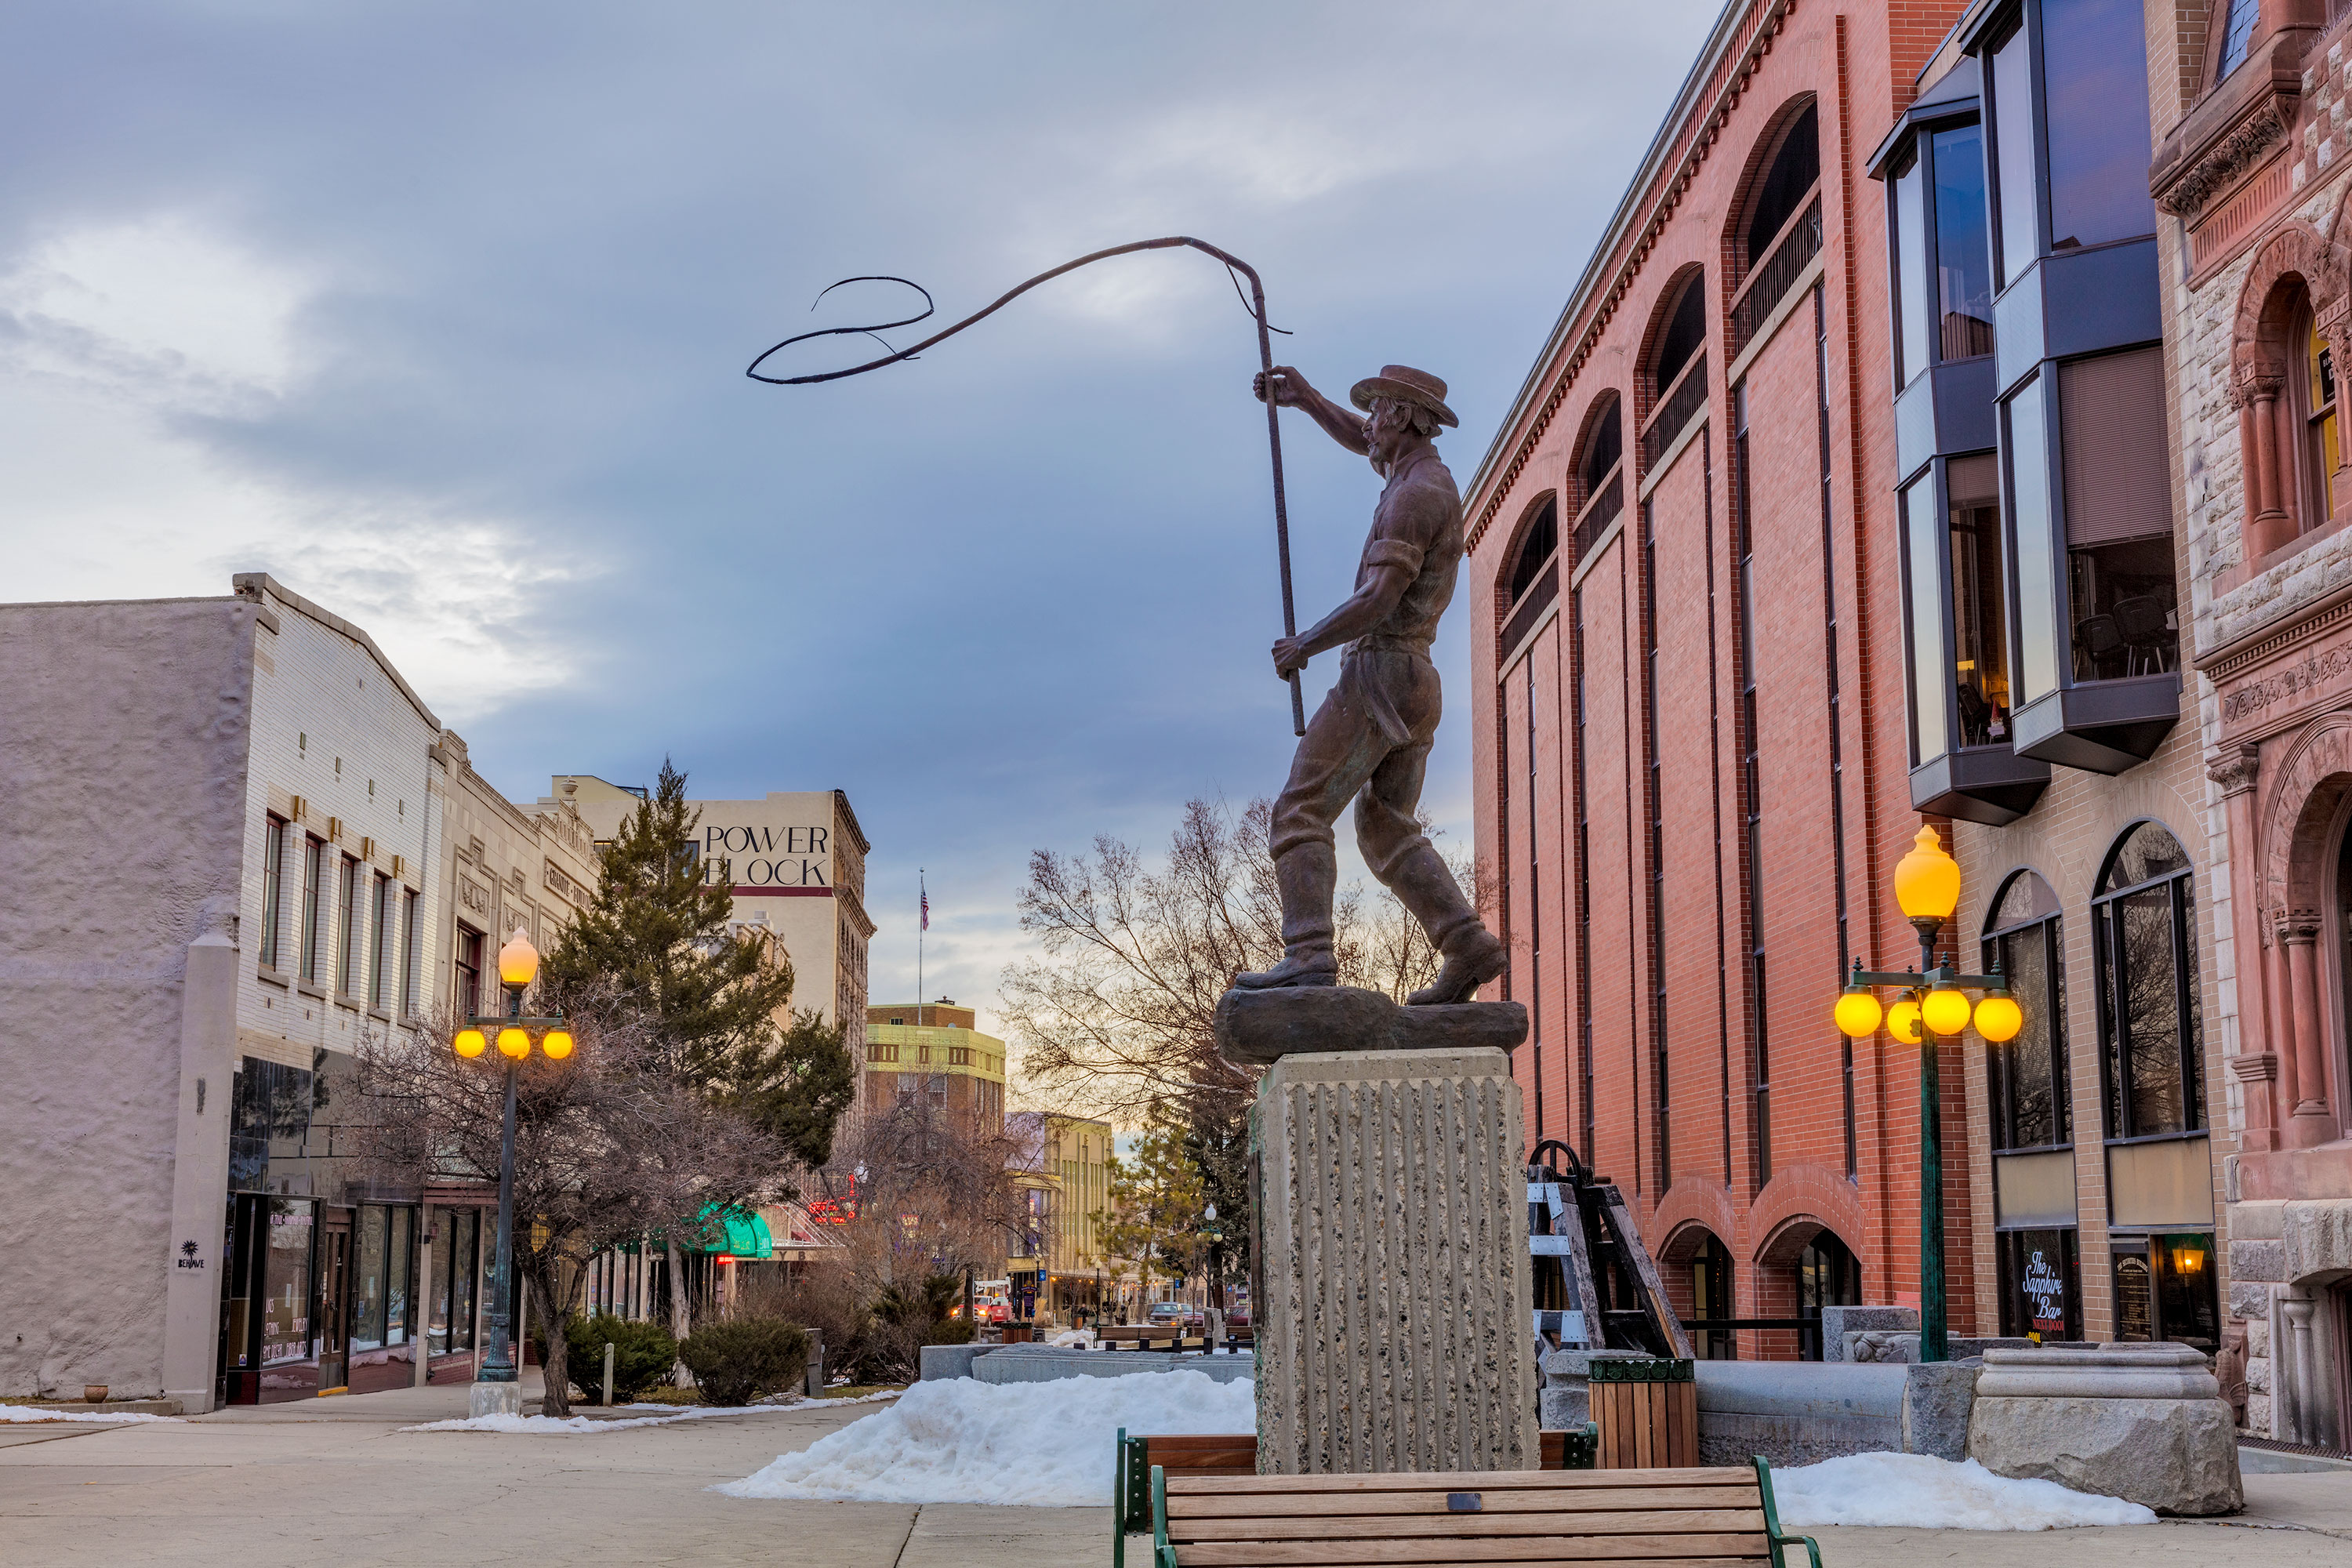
[4,1380,2349,1567]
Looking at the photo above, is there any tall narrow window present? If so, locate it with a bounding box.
[1931,124,1994,360]
[1640,497,1668,1194]
[2092,822,2202,1139]
[2060,347,2177,681]
[1984,869,2069,1150]
[337,856,361,996]
[1893,148,1932,386]
[1571,586,1595,1163]
[371,873,393,1007]
[1904,472,1950,764]
[1732,381,1769,1183]
[1733,103,1823,354]
[1947,456,2010,745]
[1988,17,2040,289]
[260,816,286,971]
[1571,399,1625,562]
[401,888,420,1015]
[2301,302,2338,529]
[1642,274,1709,470]
[2005,376,2062,702]
[1795,1231,1863,1361]
[2039,0,2154,252]
[455,927,484,1023]
[300,837,325,982]
[2215,0,2260,81]
[1502,498,1562,655]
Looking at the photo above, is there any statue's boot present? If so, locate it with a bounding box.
[1388,843,1509,1005]
[1233,843,1339,989]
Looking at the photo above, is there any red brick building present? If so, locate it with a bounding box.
[1466,0,1986,1354]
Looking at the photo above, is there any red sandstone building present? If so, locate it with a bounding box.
[1465,0,2214,1359]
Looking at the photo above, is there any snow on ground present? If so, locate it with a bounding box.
[718,1369,1252,1505]
[409,1388,906,1433]
[1774,1452,2158,1530]
[0,1403,180,1425]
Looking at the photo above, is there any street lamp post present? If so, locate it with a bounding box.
[454,927,571,1418]
[1831,827,2023,1364]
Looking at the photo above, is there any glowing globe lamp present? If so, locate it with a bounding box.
[496,1027,530,1060]
[1834,986,1883,1039]
[498,927,541,988]
[1893,825,1961,924]
[453,1027,488,1058]
[541,1029,574,1060]
[1974,992,2024,1044]
[1922,985,1973,1037]
[1886,997,1923,1045]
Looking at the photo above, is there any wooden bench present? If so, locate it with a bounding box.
[1131,1457,1818,1568]
[1112,1428,1615,1568]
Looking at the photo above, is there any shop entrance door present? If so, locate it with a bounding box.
[317,1212,352,1393]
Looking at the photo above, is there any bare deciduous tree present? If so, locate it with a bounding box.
[350,1000,786,1416]
[1000,796,1479,1121]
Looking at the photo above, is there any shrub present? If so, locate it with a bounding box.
[680,1316,811,1406]
[925,1316,975,1346]
[565,1313,678,1404]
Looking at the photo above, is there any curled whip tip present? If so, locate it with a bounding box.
[747,276,936,384]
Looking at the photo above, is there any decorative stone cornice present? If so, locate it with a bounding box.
[2228,1051,2279,1083]
[2219,638,2352,724]
[2159,100,2290,218]
[2209,744,2262,797]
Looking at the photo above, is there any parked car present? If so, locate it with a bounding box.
[1222,1305,1250,1330]
[1146,1301,1189,1330]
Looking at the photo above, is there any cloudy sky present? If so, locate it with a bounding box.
[2,0,1719,1041]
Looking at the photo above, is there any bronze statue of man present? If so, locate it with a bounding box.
[1236,363,1508,1005]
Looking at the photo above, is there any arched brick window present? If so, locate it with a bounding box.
[1640,272,1708,470]
[1566,395,1624,563]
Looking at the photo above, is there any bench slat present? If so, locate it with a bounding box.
[1171,1537,1769,1566]
[1169,1510,1765,1543]
[1163,1468,1751,1496]
[1166,1486,1764,1519]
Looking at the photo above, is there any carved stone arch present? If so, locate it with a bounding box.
[2257,715,2352,924]
[2232,221,2350,390]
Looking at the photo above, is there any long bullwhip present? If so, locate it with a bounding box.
[747,237,1308,737]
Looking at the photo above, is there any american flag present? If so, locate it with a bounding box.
[920,882,929,931]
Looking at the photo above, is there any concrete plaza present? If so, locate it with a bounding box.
[2,1377,2349,1566]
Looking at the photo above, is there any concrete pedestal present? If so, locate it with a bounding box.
[1968,1344,2241,1515]
[1252,1047,1537,1473]
[469,1380,523,1419]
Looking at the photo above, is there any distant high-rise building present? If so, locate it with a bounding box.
[862,999,1006,1129]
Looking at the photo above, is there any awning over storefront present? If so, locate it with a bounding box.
[637,1203,775,1260]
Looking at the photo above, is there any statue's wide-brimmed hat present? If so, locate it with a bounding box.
[1350,365,1457,428]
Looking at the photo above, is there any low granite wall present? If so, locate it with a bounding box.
[917,1342,1256,1386]
[1541,1351,1978,1464]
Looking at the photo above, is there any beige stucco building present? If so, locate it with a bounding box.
[550,777,873,1058]
[429,734,600,1024]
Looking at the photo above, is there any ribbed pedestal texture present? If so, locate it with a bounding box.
[1252,1047,1537,1473]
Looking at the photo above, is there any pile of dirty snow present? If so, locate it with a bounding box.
[718,1368,1250,1505]
[1774,1452,2157,1530]
[0,1403,180,1425]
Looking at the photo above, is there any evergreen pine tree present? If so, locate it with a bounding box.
[543,759,856,1169]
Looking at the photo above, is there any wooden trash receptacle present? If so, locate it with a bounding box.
[1589,1356,1698,1468]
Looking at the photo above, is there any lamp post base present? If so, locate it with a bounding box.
[469,1380,523,1419]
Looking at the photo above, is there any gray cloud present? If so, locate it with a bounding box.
[1,0,1720,1040]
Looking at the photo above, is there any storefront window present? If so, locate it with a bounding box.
[450,1210,478,1352]
[1985,869,2068,1149]
[388,1207,412,1346]
[1998,1228,2080,1340]
[2094,822,2202,1139]
[2112,1232,2219,1350]
[354,1204,387,1352]
[1795,1231,1862,1361]
[263,1200,315,1367]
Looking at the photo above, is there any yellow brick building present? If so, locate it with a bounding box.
[862,1000,1006,1126]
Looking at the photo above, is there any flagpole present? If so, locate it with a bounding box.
[917,869,925,1028]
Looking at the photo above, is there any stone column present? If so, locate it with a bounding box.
[2249,375,2294,557]
[2265,920,2303,1119]
[2278,916,2338,1145]
[1253,1047,1537,1474]
[2281,1293,2318,1446]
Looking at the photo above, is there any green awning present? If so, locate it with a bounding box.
[630,1203,774,1259]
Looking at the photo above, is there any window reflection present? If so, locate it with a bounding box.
[1990,19,2039,287]
[2005,378,2062,702]
[1947,455,2009,746]
[1904,474,1947,762]
[1894,150,1931,385]
[2304,303,2338,526]
[2041,0,2155,252]
[1932,125,1994,359]
[2094,822,2201,1141]
[1985,869,2068,1151]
